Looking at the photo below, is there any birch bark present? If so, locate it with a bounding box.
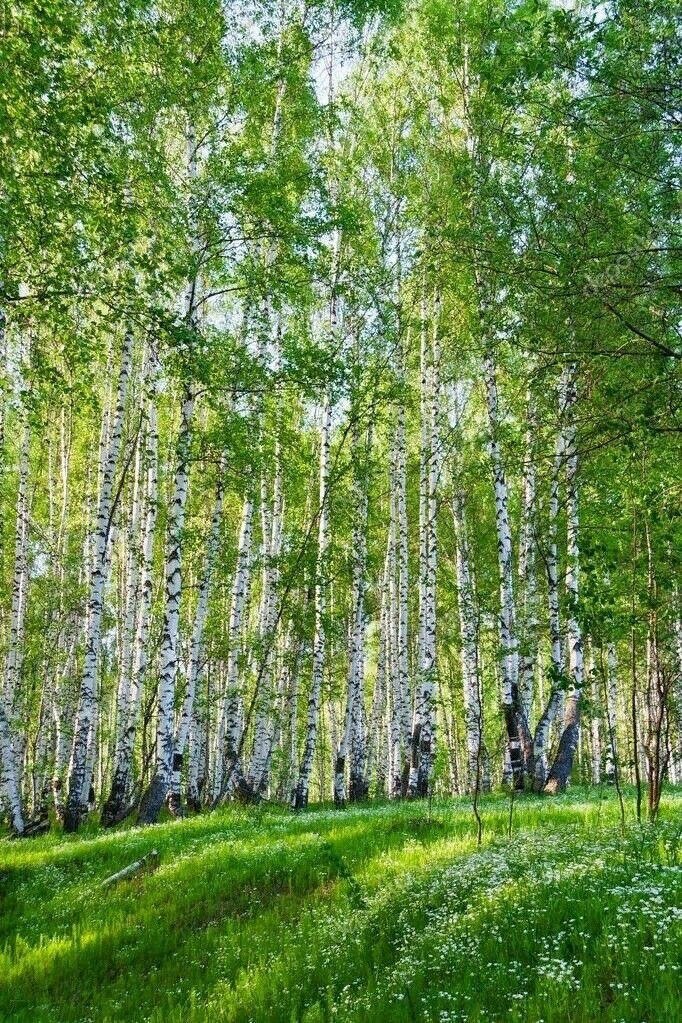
[452,489,489,794]
[545,365,584,794]
[604,642,619,782]
[482,345,530,786]
[1,417,30,832]
[532,405,565,790]
[65,331,133,831]
[518,395,539,726]
[169,462,225,814]
[334,421,369,805]
[292,399,331,808]
[138,386,195,823]
[409,300,439,797]
[213,496,254,800]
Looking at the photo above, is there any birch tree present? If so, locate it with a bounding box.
[64,331,133,832]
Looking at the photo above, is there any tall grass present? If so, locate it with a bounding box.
[1,788,680,1022]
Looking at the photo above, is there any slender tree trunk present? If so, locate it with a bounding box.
[103,383,158,824]
[292,399,331,809]
[452,489,489,794]
[365,608,387,797]
[409,298,439,797]
[604,642,619,783]
[545,365,584,794]
[482,344,530,786]
[672,601,682,783]
[532,410,565,790]
[518,393,539,726]
[138,386,195,823]
[168,462,225,815]
[384,505,402,798]
[335,422,369,805]
[65,332,133,831]
[588,644,601,784]
[246,414,285,799]
[1,417,30,833]
[644,519,667,820]
[213,496,254,800]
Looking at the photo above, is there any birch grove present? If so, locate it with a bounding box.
[1,0,680,835]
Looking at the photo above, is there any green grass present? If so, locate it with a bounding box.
[1,788,680,1023]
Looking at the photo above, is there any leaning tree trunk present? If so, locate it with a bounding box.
[64,331,133,832]
[101,398,145,825]
[545,364,583,794]
[292,205,339,810]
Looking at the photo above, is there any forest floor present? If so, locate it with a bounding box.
[1,788,680,1023]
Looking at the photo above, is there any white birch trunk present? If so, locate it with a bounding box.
[334,422,369,805]
[65,331,133,831]
[409,301,439,796]
[384,501,402,798]
[545,365,584,794]
[213,496,254,800]
[518,395,539,726]
[452,489,489,794]
[532,412,565,790]
[482,346,527,786]
[246,412,285,798]
[588,645,601,784]
[101,394,147,824]
[604,642,619,782]
[169,462,225,813]
[292,399,331,808]
[139,386,195,822]
[1,418,30,832]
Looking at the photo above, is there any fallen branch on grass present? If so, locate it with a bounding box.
[101,849,160,888]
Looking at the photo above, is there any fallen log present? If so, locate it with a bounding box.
[101,849,160,888]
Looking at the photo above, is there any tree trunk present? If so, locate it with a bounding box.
[482,345,529,786]
[452,490,489,794]
[212,495,253,800]
[138,386,195,823]
[292,399,331,809]
[518,393,539,727]
[335,422,369,805]
[168,462,225,815]
[65,331,133,832]
[409,297,439,797]
[545,365,583,794]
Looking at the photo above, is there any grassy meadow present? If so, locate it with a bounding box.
[1,788,680,1023]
